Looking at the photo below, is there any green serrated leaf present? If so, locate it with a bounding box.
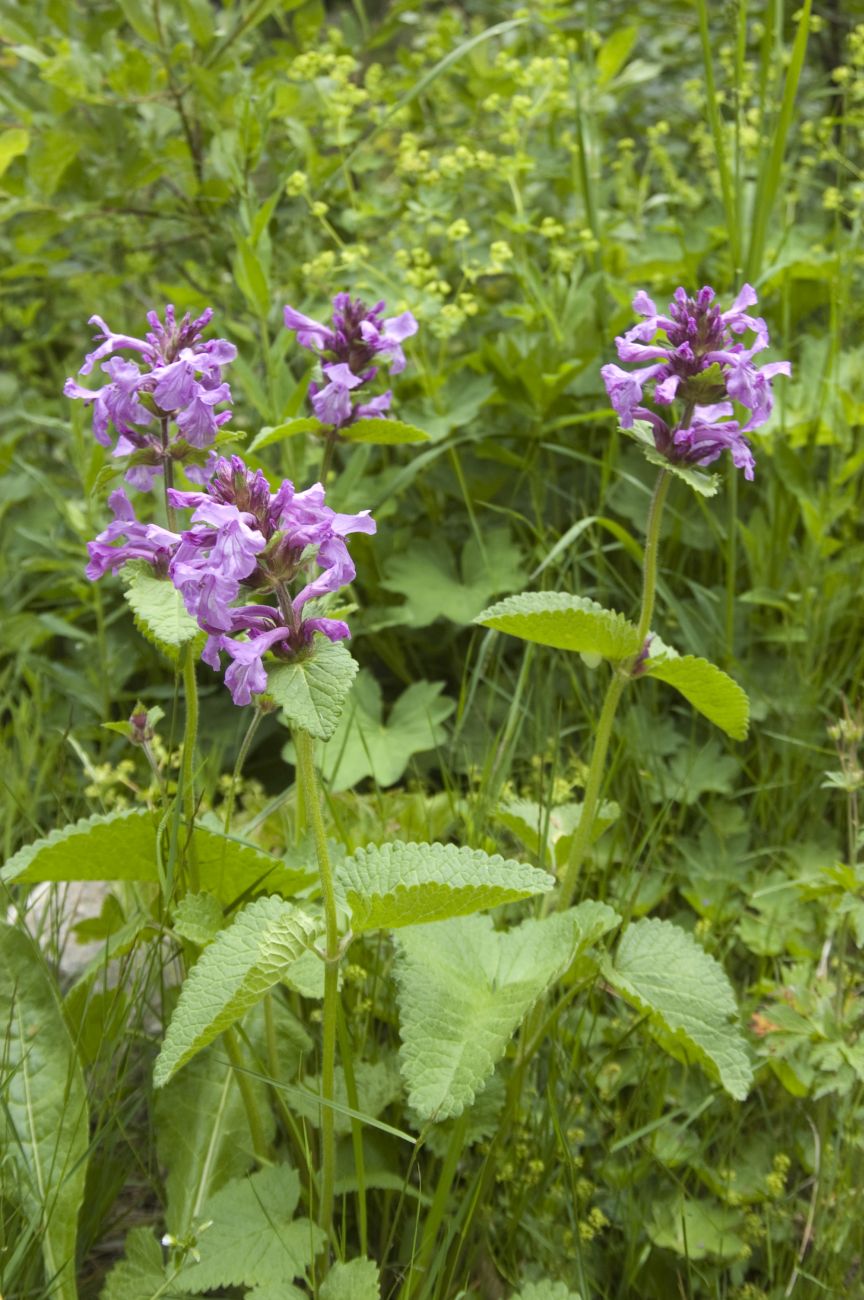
[341,417,429,445]
[122,563,200,658]
[268,639,358,741]
[173,1165,324,1293]
[380,531,526,628]
[1,809,157,885]
[476,591,642,659]
[100,1227,186,1300]
[644,653,750,740]
[601,918,754,1100]
[626,422,720,496]
[0,923,89,1300]
[289,671,453,792]
[247,417,326,452]
[320,1257,381,1299]
[340,841,554,932]
[171,892,224,946]
[395,903,620,1119]
[154,897,317,1086]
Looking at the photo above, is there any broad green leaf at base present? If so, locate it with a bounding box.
[477,591,641,660]
[601,918,754,1100]
[339,840,554,932]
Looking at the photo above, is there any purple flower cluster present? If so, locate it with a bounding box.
[283,293,417,429]
[65,306,236,490]
[87,456,375,706]
[601,285,791,480]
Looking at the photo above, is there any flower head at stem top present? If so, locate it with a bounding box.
[86,455,376,707]
[283,292,417,431]
[64,305,236,490]
[601,284,791,480]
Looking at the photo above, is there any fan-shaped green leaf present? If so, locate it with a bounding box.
[395,903,620,1118]
[173,1165,324,1293]
[267,640,358,740]
[0,923,89,1300]
[341,416,429,445]
[154,897,317,1086]
[122,562,201,658]
[600,918,753,1099]
[320,1258,381,1299]
[644,653,750,740]
[100,1227,186,1300]
[647,1196,747,1262]
[340,841,554,932]
[476,592,641,660]
[496,798,619,867]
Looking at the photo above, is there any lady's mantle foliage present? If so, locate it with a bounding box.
[65,305,236,489]
[87,455,375,706]
[283,293,418,429]
[601,285,790,479]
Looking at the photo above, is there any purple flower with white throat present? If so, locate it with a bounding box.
[64,305,236,489]
[283,291,417,431]
[601,284,790,478]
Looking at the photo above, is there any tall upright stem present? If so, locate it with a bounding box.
[181,645,199,892]
[293,726,340,1241]
[558,469,671,909]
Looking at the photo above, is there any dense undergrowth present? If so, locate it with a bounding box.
[2,2,864,1298]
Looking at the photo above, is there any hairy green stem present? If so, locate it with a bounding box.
[181,645,199,892]
[293,726,340,1241]
[558,469,670,909]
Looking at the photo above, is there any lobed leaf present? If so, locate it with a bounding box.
[0,923,89,1300]
[476,592,642,660]
[154,896,317,1087]
[644,652,750,740]
[600,918,754,1100]
[267,639,358,741]
[320,1258,381,1299]
[339,840,554,933]
[395,903,620,1119]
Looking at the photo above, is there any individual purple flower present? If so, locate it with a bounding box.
[283,292,416,430]
[602,284,790,478]
[85,489,180,581]
[64,305,236,489]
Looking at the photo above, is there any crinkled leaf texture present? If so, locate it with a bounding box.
[154,896,317,1087]
[173,1165,324,1293]
[395,902,620,1119]
[320,1257,381,1299]
[342,416,429,445]
[476,592,641,660]
[122,561,201,659]
[601,918,754,1100]
[1,809,308,904]
[643,650,750,741]
[339,841,554,933]
[171,891,224,947]
[0,922,89,1300]
[268,639,358,740]
[627,421,720,496]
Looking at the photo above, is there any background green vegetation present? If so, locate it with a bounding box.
[2,1,864,1297]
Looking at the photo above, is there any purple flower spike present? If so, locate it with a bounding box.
[283,291,417,431]
[602,283,790,479]
[65,305,236,489]
[85,489,180,580]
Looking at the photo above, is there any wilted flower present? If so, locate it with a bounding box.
[283,292,417,429]
[601,285,790,479]
[64,306,236,488]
